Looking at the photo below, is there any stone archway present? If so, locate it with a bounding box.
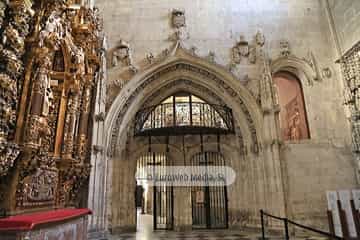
[101,46,286,233]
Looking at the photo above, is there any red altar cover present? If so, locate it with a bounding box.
[0,208,92,231]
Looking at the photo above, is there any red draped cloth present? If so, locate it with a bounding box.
[0,208,92,231]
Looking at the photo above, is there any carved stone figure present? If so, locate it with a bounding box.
[172,9,185,28]
[146,53,154,64]
[112,39,132,67]
[248,45,256,64]
[255,30,265,46]
[207,51,215,62]
[280,40,291,57]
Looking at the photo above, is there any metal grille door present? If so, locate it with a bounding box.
[191,152,228,229]
[152,153,173,230]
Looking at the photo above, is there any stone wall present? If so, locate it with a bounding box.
[328,0,360,54]
[96,0,359,231]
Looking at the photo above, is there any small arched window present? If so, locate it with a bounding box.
[273,72,310,141]
[135,92,234,136]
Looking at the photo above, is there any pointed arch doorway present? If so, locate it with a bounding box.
[134,92,234,230]
[102,46,286,233]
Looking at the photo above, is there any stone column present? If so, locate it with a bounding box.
[259,55,286,226]
[88,36,109,239]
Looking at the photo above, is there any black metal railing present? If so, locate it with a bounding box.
[134,102,234,136]
[260,210,343,240]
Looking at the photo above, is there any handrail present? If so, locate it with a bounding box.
[260,209,344,240]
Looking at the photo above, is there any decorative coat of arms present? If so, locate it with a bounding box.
[172,9,185,28]
[112,39,132,67]
[233,36,249,64]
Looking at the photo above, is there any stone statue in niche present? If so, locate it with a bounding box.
[112,39,132,67]
[280,40,291,57]
[172,9,185,28]
[255,30,265,47]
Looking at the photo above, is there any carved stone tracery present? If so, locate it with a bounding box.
[109,61,259,157]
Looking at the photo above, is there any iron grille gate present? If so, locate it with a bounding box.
[152,153,174,230]
[191,152,228,229]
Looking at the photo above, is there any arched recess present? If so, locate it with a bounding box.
[271,55,321,87]
[273,71,310,141]
[103,46,285,232]
[106,56,265,157]
[270,56,314,142]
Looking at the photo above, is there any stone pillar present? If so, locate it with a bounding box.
[88,37,108,239]
[259,55,286,226]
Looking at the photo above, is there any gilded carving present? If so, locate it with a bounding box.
[0,0,101,212]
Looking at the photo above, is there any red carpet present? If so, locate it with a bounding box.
[0,208,91,231]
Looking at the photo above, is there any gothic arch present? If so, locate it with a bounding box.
[105,47,264,158]
[270,55,320,87]
[102,46,288,232]
[270,56,313,141]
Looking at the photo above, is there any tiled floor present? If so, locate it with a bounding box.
[110,211,256,240]
[109,211,326,240]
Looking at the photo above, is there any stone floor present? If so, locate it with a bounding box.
[109,211,327,240]
[110,211,255,240]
